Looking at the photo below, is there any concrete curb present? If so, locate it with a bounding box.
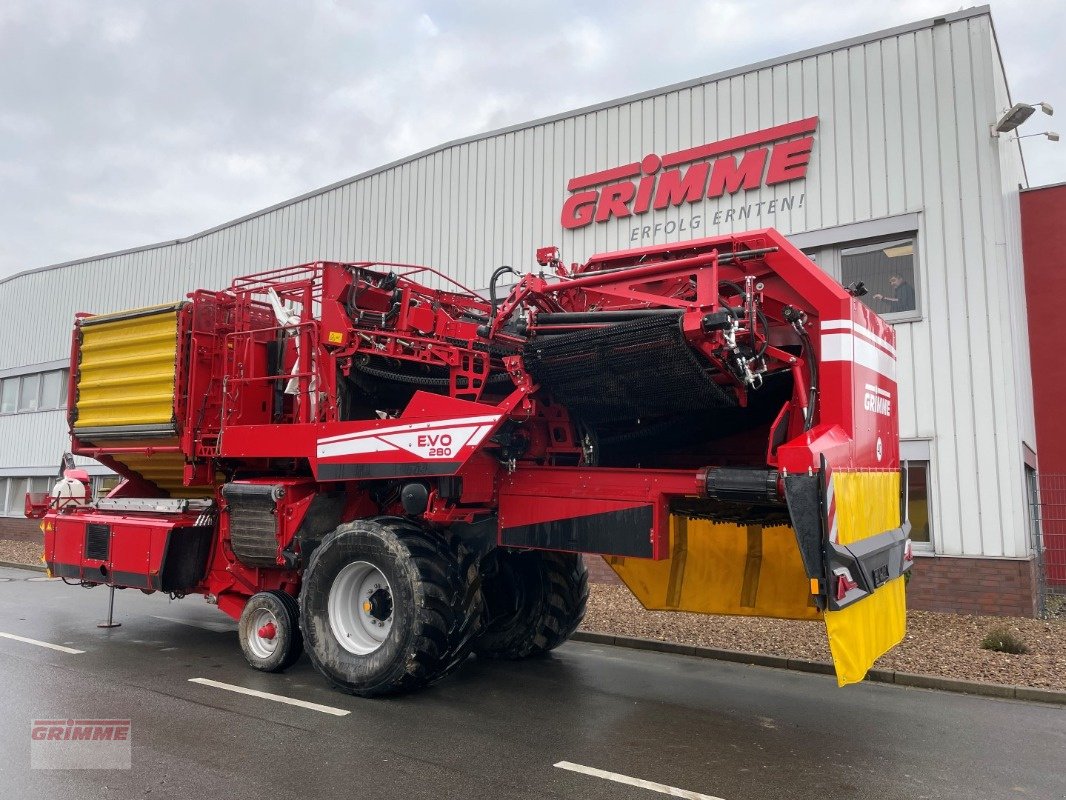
[0,560,46,573]
[571,630,1066,706]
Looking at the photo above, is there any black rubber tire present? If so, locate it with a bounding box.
[299,517,482,697]
[474,550,589,660]
[238,589,304,672]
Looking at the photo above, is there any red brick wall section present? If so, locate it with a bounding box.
[906,555,1038,618]
[0,517,42,542]
[584,555,623,586]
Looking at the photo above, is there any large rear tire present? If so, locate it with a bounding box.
[474,550,588,660]
[299,517,481,697]
[239,590,303,672]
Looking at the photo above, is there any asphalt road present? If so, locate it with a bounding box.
[0,564,1062,800]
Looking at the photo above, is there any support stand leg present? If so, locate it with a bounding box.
[97,584,121,629]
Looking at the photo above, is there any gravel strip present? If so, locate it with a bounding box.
[0,539,43,568]
[582,583,1066,690]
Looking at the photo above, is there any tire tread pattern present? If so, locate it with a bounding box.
[300,517,482,696]
[474,551,588,660]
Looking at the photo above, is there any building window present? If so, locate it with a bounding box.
[905,460,932,545]
[17,373,40,412]
[1025,464,1041,554]
[795,230,921,323]
[0,379,15,413]
[0,369,69,415]
[92,475,120,500]
[901,439,933,550]
[841,238,919,320]
[0,477,24,517]
[0,476,65,517]
[41,370,65,409]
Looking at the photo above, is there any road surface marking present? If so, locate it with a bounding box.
[0,631,84,654]
[554,761,724,800]
[188,678,350,716]
[152,615,235,633]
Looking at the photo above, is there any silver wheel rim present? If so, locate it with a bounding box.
[247,607,280,660]
[328,561,394,655]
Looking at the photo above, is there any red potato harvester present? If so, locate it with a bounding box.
[28,228,911,695]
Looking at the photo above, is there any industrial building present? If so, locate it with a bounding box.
[0,6,1049,614]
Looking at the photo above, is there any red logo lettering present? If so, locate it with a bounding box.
[417,433,454,448]
[560,117,817,230]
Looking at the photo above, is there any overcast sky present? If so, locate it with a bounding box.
[0,1,1062,279]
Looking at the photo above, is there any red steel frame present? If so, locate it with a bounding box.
[38,228,899,620]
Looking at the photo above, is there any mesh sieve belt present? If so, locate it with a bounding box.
[221,483,282,567]
[523,312,736,425]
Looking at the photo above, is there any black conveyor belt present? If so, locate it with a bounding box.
[524,312,735,425]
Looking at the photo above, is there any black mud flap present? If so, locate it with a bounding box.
[783,470,913,612]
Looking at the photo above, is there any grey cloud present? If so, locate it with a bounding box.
[0,0,1062,278]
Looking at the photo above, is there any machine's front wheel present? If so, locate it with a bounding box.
[474,550,589,660]
[299,518,481,696]
[238,590,303,672]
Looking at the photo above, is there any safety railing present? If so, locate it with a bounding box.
[1030,473,1066,618]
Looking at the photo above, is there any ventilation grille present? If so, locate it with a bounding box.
[221,483,281,567]
[85,523,111,561]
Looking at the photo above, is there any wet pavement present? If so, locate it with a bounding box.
[0,564,1062,800]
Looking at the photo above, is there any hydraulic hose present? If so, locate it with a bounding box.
[489,265,520,318]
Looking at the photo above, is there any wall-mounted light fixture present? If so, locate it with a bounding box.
[990,101,1054,137]
[1015,131,1060,143]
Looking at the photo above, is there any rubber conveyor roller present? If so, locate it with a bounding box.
[523,311,736,425]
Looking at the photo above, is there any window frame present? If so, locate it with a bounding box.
[0,477,27,518]
[39,370,64,410]
[839,235,922,324]
[0,378,16,414]
[17,373,41,412]
[0,368,70,415]
[900,439,935,552]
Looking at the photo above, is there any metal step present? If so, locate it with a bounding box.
[96,497,214,514]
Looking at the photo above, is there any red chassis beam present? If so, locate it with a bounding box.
[498,467,703,560]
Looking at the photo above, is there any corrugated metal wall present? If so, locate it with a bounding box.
[0,9,1034,557]
[0,410,70,476]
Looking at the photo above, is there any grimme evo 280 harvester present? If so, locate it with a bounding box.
[30,228,912,695]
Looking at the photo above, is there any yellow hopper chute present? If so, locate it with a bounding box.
[607,468,910,686]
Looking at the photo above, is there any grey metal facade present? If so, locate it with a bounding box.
[0,7,1035,562]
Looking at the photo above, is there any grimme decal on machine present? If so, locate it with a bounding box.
[560,117,817,239]
[864,385,893,417]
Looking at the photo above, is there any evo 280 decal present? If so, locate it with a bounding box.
[316,414,502,460]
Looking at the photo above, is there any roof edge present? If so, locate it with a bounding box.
[0,5,991,288]
[1021,181,1066,193]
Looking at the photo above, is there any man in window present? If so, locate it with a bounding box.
[873,272,915,313]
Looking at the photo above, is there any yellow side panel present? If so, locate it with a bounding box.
[74,306,180,429]
[91,439,216,497]
[824,471,906,686]
[607,517,822,621]
[824,576,906,686]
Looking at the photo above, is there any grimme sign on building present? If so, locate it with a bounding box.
[560,117,817,242]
